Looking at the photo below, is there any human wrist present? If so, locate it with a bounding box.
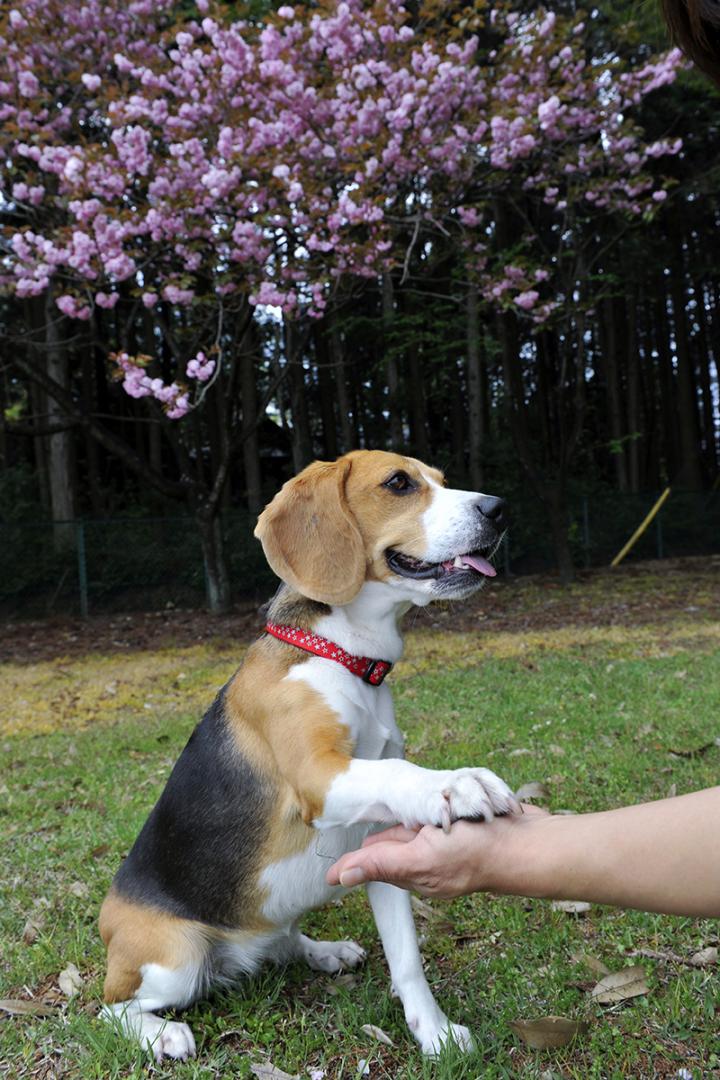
[475,813,567,899]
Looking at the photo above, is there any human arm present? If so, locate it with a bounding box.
[326,787,720,917]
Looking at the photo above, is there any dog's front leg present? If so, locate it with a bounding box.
[366,881,473,1056]
[314,758,515,830]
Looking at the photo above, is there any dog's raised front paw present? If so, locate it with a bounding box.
[444,766,516,822]
[420,766,516,830]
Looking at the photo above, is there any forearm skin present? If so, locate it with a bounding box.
[489,788,720,917]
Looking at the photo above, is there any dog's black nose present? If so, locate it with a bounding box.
[477,495,507,529]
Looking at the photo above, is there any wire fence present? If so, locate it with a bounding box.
[1,489,718,619]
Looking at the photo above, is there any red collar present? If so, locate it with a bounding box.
[265,622,393,686]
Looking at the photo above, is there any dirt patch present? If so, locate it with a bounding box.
[1,556,718,665]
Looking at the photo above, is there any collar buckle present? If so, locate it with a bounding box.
[362,659,392,685]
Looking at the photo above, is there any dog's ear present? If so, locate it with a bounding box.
[254,458,366,605]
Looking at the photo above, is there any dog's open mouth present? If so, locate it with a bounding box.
[386,547,497,580]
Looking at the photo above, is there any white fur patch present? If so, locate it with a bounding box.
[420,472,487,563]
[258,825,368,926]
[135,961,203,1012]
[102,1002,196,1063]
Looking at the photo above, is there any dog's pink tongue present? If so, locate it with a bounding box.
[460,553,496,577]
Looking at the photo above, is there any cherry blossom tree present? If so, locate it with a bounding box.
[1,0,684,602]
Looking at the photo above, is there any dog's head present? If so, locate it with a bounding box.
[254,450,507,606]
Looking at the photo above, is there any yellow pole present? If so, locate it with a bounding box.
[610,487,672,568]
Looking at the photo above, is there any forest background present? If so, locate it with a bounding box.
[1,0,718,615]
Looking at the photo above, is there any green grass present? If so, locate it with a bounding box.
[2,576,719,1078]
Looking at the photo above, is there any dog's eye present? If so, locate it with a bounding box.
[383,471,415,494]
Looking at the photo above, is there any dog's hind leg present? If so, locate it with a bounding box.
[99,891,212,1062]
[366,881,475,1057]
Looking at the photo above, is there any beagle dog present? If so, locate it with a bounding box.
[99,450,515,1061]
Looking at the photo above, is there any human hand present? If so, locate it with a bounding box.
[327,805,548,899]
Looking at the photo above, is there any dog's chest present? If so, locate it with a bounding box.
[258,659,403,927]
[285,656,402,760]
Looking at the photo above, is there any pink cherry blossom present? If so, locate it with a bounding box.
[515,290,539,311]
[1,0,683,402]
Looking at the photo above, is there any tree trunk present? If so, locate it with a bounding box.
[401,291,429,460]
[600,297,629,491]
[449,361,467,486]
[240,343,263,516]
[695,283,717,475]
[669,273,703,489]
[654,287,678,483]
[544,482,575,585]
[285,318,314,470]
[82,330,103,515]
[313,326,338,461]
[405,336,429,459]
[45,290,76,549]
[466,282,485,490]
[197,508,232,614]
[29,377,51,511]
[625,292,640,493]
[382,274,404,451]
[330,319,355,452]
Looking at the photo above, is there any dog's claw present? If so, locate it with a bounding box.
[440,799,451,834]
[509,795,523,815]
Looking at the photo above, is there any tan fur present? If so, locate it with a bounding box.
[100,891,213,1003]
[225,637,353,830]
[255,450,442,603]
[254,458,366,605]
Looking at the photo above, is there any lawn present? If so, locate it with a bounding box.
[1,559,719,1079]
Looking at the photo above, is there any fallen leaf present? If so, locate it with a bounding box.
[690,947,717,967]
[67,881,89,899]
[591,965,649,1004]
[357,1061,370,1077]
[0,998,57,1017]
[509,747,533,758]
[58,963,84,998]
[325,973,358,996]
[361,1023,394,1047]
[22,916,44,945]
[569,952,610,977]
[250,1064,299,1080]
[89,843,110,860]
[509,1016,589,1049]
[551,900,591,915]
[548,744,565,756]
[411,896,454,930]
[515,781,549,801]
